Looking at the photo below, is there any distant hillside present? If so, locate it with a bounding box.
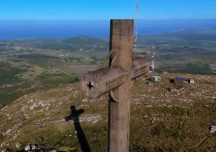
[0,30,215,106]
[138,28,216,45]
[3,28,216,52]
[11,36,109,51]
[138,29,216,56]
[171,29,216,41]
[137,29,216,75]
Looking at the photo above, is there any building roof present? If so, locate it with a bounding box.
[151,76,161,79]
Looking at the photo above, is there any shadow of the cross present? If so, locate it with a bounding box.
[65,105,91,152]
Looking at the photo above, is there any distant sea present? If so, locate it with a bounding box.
[0,19,216,40]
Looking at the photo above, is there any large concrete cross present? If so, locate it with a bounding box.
[81,19,149,152]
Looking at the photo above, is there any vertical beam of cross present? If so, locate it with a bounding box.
[108,19,134,152]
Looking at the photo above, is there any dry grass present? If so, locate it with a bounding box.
[1,72,216,151]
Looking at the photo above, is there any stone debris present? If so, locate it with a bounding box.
[81,98,89,102]
[0,106,8,112]
[24,144,39,151]
[52,114,102,124]
[2,129,12,136]
[209,125,216,134]
[144,114,163,122]
[79,115,102,123]
[15,143,21,150]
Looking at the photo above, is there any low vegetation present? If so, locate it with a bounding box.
[0,73,216,151]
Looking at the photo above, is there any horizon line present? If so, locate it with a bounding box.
[0,18,216,21]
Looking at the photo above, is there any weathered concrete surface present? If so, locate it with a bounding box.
[108,19,134,152]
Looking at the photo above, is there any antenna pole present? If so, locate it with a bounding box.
[134,0,139,52]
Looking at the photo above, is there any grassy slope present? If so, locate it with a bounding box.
[1,72,216,151]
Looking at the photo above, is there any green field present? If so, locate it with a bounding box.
[0,29,215,106]
[39,73,79,87]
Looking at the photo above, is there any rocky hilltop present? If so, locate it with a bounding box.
[1,72,216,151]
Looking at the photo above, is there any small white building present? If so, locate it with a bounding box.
[188,79,195,84]
[150,76,161,82]
[174,77,195,84]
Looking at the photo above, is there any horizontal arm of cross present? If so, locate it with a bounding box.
[81,58,149,99]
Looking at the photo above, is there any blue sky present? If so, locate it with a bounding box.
[0,0,215,20]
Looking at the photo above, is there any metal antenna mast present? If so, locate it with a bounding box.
[134,0,139,52]
[150,45,156,71]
